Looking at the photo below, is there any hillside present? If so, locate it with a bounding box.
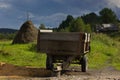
[0,28,18,33]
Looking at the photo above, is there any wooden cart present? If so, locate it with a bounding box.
[37,30,90,72]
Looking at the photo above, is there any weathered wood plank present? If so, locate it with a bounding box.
[39,32,85,41]
[37,32,87,55]
[39,41,79,54]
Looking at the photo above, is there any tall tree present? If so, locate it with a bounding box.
[58,15,74,31]
[70,17,91,32]
[99,8,118,23]
[70,17,84,32]
[81,12,100,24]
[81,12,100,32]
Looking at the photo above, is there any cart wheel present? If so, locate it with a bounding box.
[46,55,53,70]
[81,56,87,72]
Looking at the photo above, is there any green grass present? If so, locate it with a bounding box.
[0,41,46,68]
[88,33,120,70]
[111,42,120,70]
[0,32,120,70]
[108,31,120,41]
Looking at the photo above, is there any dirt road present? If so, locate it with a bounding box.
[0,62,120,80]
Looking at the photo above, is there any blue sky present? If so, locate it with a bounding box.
[0,0,120,29]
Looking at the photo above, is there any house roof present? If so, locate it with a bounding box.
[102,24,113,28]
[96,23,119,32]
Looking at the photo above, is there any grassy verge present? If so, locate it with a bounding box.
[0,41,46,68]
[111,42,120,70]
[88,33,120,70]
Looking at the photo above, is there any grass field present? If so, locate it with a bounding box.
[0,32,120,70]
[0,41,46,67]
[88,33,120,70]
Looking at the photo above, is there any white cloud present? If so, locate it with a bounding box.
[35,13,67,27]
[0,2,11,9]
[107,0,120,8]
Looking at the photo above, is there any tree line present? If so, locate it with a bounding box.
[53,8,119,32]
[0,33,16,40]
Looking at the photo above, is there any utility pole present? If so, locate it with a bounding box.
[26,11,30,21]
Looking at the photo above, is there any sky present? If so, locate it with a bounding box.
[0,0,120,29]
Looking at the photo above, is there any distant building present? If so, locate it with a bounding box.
[96,24,119,32]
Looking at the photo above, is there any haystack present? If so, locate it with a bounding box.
[12,20,38,44]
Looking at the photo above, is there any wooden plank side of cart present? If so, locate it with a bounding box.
[37,30,86,56]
